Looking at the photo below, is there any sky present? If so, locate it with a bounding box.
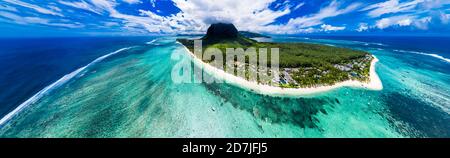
[0,0,449,37]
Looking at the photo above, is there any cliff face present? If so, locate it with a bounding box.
[204,23,239,39]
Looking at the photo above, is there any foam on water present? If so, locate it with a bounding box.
[394,49,450,63]
[146,39,159,45]
[0,47,133,126]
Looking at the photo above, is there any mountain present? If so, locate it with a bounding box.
[201,23,270,39]
[198,23,255,46]
[203,23,239,40]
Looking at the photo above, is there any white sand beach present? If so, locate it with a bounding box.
[179,43,383,97]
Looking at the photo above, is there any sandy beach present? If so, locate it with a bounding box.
[179,43,383,97]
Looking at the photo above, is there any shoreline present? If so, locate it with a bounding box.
[178,42,383,97]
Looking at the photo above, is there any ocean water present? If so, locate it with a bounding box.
[0,37,152,118]
[0,36,448,137]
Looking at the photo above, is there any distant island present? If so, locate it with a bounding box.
[238,31,271,38]
[177,23,382,96]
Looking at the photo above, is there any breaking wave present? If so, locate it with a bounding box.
[0,47,133,126]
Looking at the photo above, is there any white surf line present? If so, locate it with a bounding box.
[146,39,158,45]
[394,50,450,63]
[414,53,450,63]
[0,47,134,126]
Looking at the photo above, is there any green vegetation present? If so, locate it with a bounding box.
[177,23,373,88]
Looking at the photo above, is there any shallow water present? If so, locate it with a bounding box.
[0,36,449,137]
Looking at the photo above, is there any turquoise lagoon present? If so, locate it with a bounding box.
[0,36,449,138]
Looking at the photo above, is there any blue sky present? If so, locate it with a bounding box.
[0,0,449,37]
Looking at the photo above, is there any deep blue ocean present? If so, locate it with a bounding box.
[302,36,450,58]
[0,37,153,117]
[0,36,448,137]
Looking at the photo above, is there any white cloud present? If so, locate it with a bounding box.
[150,0,156,7]
[419,0,450,10]
[356,23,369,32]
[375,15,414,29]
[410,13,449,30]
[376,17,396,29]
[373,12,450,30]
[103,21,119,27]
[300,27,316,33]
[171,0,291,33]
[362,0,450,18]
[48,5,62,12]
[320,24,345,31]
[34,0,360,34]
[122,0,142,5]
[292,3,305,11]
[59,0,103,15]
[398,18,412,26]
[0,11,45,24]
[365,0,450,31]
[289,1,359,28]
[58,0,171,33]
[0,11,83,28]
[1,0,448,35]
[413,16,432,30]
[0,4,18,12]
[361,0,423,17]
[373,13,448,30]
[439,12,449,24]
[269,1,359,34]
[4,0,64,17]
[17,0,440,35]
[47,22,84,28]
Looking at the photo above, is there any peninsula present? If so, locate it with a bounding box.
[177,23,382,96]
